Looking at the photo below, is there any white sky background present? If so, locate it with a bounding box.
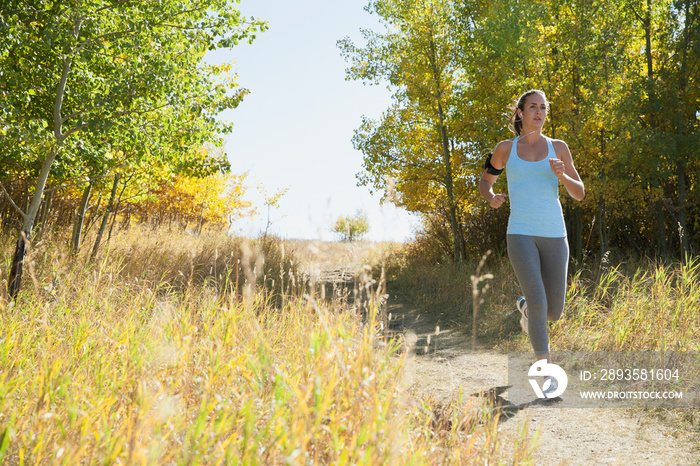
[207,0,420,242]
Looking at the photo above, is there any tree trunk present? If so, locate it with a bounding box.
[676,161,689,256]
[644,0,654,94]
[85,194,103,237]
[597,197,609,257]
[674,0,692,259]
[639,0,668,258]
[439,119,463,264]
[121,205,131,230]
[655,199,667,258]
[107,178,128,243]
[8,147,59,299]
[597,129,609,257]
[197,204,205,235]
[7,52,75,298]
[575,205,583,265]
[8,233,27,299]
[35,190,54,241]
[428,37,463,263]
[646,4,668,257]
[70,180,93,254]
[91,173,121,260]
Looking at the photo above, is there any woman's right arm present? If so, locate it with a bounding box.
[479,141,509,209]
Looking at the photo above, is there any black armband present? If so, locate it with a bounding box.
[483,153,503,175]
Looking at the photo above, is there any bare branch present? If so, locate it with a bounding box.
[629,3,644,22]
[0,181,27,220]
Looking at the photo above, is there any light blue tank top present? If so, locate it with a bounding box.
[506,136,566,237]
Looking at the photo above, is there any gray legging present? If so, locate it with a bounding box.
[507,234,569,357]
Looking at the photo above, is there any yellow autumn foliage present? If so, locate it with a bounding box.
[144,172,253,231]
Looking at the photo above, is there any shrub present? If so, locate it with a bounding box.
[332,210,370,242]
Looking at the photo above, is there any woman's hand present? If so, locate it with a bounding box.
[479,140,511,208]
[549,158,566,179]
[489,193,507,209]
[551,140,585,201]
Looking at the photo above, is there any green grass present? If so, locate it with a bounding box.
[0,229,532,464]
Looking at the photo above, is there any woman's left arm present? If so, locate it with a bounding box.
[549,140,585,201]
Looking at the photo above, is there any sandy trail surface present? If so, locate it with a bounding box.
[390,301,700,465]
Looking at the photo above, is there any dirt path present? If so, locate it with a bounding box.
[389,300,700,465]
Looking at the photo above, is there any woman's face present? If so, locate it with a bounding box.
[520,93,548,128]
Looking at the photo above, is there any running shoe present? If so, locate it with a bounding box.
[542,375,558,395]
[516,296,528,334]
[542,375,563,401]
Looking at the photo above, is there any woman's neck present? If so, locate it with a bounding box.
[518,128,544,144]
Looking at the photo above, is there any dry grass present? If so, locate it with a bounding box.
[385,246,700,352]
[384,251,521,342]
[550,258,700,352]
[0,228,532,464]
[384,246,700,438]
[284,238,401,279]
[554,258,700,439]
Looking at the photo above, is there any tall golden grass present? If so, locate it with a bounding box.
[552,258,700,352]
[385,247,700,435]
[386,246,700,352]
[384,252,520,342]
[0,228,532,464]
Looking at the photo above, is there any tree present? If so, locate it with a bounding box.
[333,210,370,242]
[0,1,266,297]
[257,184,288,240]
[339,0,467,262]
[341,0,700,262]
[133,170,252,233]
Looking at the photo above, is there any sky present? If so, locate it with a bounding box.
[206,0,420,242]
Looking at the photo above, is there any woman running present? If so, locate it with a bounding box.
[478,89,585,380]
